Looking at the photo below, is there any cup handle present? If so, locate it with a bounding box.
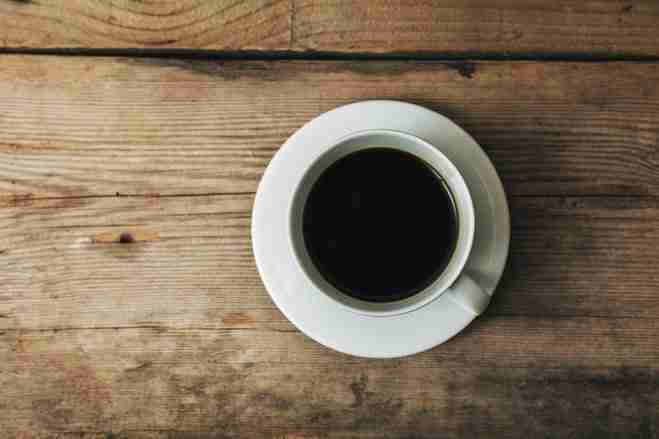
[445,274,490,316]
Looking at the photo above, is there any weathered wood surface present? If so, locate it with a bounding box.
[1,56,658,199]
[2,326,658,438]
[1,55,659,438]
[2,195,659,330]
[1,0,659,55]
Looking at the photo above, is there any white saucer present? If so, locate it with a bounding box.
[252,101,510,358]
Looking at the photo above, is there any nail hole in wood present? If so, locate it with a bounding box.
[118,232,135,244]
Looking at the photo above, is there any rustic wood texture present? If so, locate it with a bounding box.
[1,55,659,438]
[1,1,659,55]
[2,195,659,329]
[2,326,658,438]
[1,57,658,200]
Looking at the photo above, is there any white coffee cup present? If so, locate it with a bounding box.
[288,129,490,317]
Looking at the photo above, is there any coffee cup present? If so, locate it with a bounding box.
[288,129,490,317]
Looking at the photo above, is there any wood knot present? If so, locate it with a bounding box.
[91,230,160,244]
[442,61,477,79]
[454,61,476,79]
[118,232,135,244]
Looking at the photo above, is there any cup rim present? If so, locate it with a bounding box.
[288,129,475,317]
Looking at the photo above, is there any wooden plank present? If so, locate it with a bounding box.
[1,325,658,438]
[1,56,658,199]
[0,0,292,50]
[294,0,659,56]
[1,1,659,56]
[1,195,659,330]
[2,317,657,369]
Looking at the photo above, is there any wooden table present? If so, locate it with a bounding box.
[1,2,659,438]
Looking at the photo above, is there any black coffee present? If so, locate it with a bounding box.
[302,148,458,303]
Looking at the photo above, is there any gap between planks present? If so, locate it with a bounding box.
[1,314,658,335]
[2,48,659,63]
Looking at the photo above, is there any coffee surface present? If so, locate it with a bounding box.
[303,148,458,302]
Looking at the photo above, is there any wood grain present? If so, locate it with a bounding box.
[0,0,291,50]
[2,324,658,438]
[294,0,659,56]
[2,192,659,437]
[1,56,658,199]
[2,55,659,437]
[2,0,659,56]
[1,195,658,328]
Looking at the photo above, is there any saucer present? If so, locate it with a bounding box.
[252,101,510,358]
